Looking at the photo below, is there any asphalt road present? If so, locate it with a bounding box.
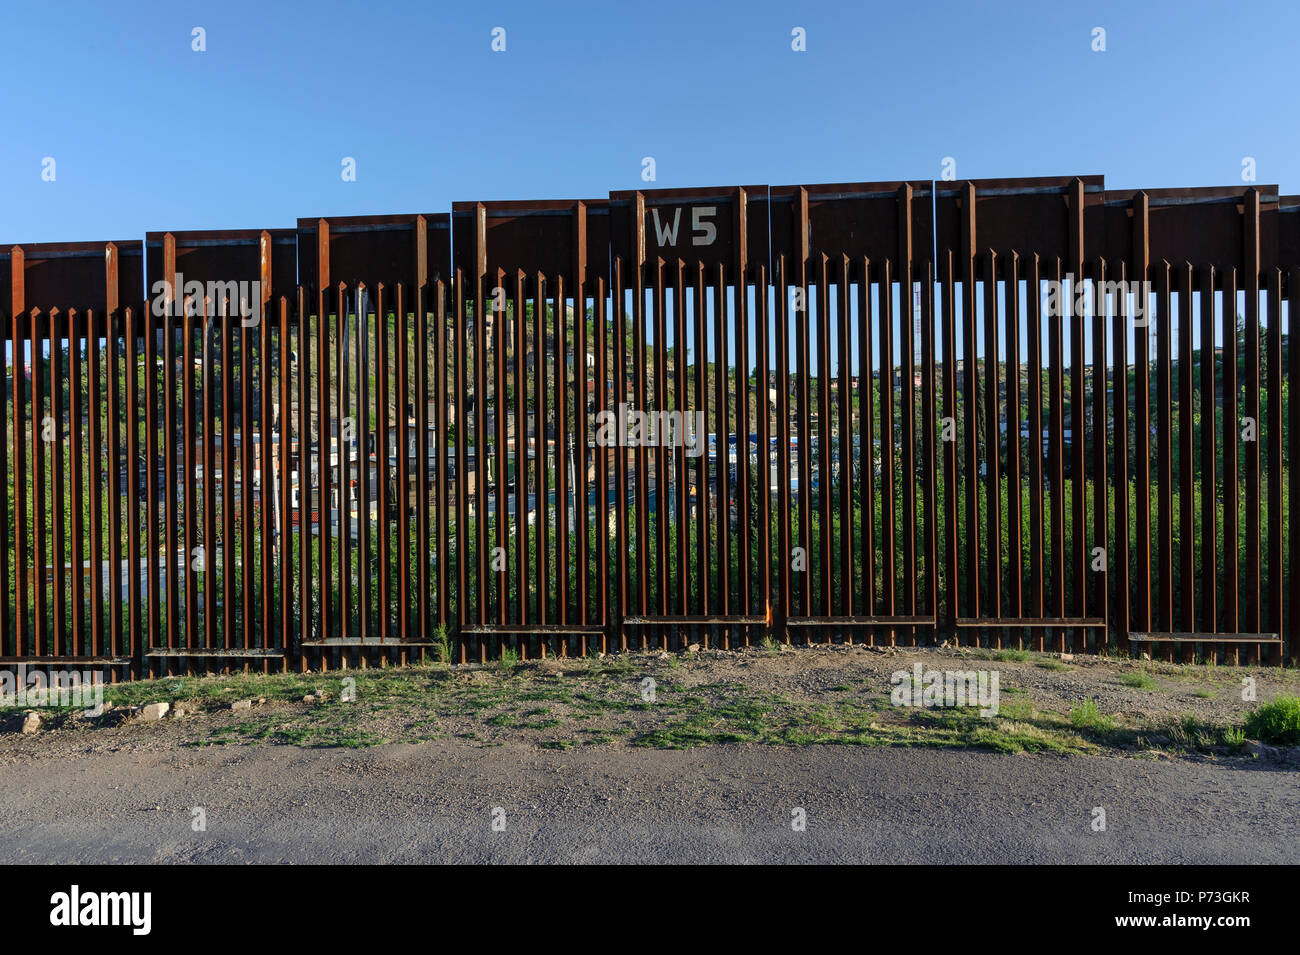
[1,743,1294,864]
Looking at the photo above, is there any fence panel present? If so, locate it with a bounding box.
[2,174,1298,676]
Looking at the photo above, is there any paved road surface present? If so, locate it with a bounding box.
[0,744,1293,864]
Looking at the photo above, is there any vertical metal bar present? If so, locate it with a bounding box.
[51,309,66,658]
[377,283,391,640]
[898,186,917,644]
[278,296,292,654]
[1156,262,1173,639]
[145,282,161,664]
[241,293,254,652]
[69,309,84,656]
[89,308,104,656]
[357,285,372,637]
[107,305,123,658]
[1265,268,1283,664]
[715,262,731,643]
[338,281,352,639]
[223,295,236,649]
[259,242,274,652]
[735,194,751,643]
[941,252,958,633]
[398,282,412,639]
[961,184,980,627]
[796,252,812,623]
[453,273,467,654]
[162,240,179,655]
[574,250,590,639]
[183,297,197,648]
[595,275,609,642]
[858,258,875,626]
[513,271,528,628]
[837,255,853,622]
[695,262,708,623]
[1092,259,1108,653]
[1007,253,1023,630]
[0,295,9,656]
[493,271,507,629]
[1113,263,1131,652]
[634,253,649,631]
[755,260,770,630]
[735,253,751,640]
[316,281,331,643]
[1222,268,1239,652]
[297,287,311,648]
[879,259,896,639]
[1049,258,1066,650]
[33,308,48,652]
[473,273,487,647]
[922,258,938,632]
[11,293,28,654]
[1028,256,1046,648]
[983,251,1001,634]
[1200,267,1217,639]
[555,273,570,635]
[1178,263,1196,650]
[1069,184,1088,636]
[435,280,449,631]
[416,276,431,643]
[615,260,629,646]
[1289,268,1300,664]
[123,307,139,665]
[775,256,790,634]
[1242,191,1261,655]
[534,274,548,632]
[1132,195,1152,638]
[652,259,667,623]
[816,255,833,625]
[675,259,689,619]
[203,300,216,650]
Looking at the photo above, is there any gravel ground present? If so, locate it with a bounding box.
[1,646,1296,863]
[2,643,1294,758]
[0,741,1295,864]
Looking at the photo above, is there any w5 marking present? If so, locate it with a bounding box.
[649,206,718,247]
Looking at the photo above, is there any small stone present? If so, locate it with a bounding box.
[257,697,267,705]
[687,643,700,653]
[657,651,670,661]
[302,694,318,704]
[230,700,253,712]
[1060,653,1074,662]
[20,712,42,734]
[139,702,170,722]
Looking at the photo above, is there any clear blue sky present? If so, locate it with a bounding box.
[2,0,1295,243]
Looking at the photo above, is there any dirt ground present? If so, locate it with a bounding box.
[3,644,1297,763]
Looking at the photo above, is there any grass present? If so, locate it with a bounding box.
[3,649,1270,758]
[1120,672,1158,690]
[1243,696,1300,745]
[1069,699,1114,733]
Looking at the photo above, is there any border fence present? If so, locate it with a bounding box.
[2,174,1297,677]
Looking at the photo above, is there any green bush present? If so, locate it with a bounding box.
[1243,696,1300,745]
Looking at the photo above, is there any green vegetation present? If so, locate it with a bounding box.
[1120,671,1158,690]
[1243,695,1300,745]
[4,649,1268,759]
